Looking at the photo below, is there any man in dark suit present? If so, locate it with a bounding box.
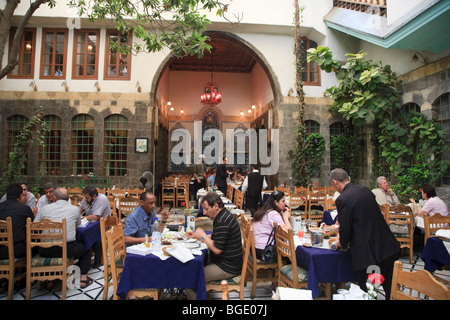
[215,156,231,195]
[242,164,267,216]
[331,168,400,300]
[0,183,35,259]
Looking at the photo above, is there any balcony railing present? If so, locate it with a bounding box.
[334,0,387,17]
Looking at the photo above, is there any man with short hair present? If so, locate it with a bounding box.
[331,168,399,300]
[36,182,69,211]
[0,181,37,214]
[35,187,94,288]
[0,183,35,259]
[241,164,267,217]
[186,192,243,300]
[79,185,111,221]
[123,191,169,245]
[215,156,231,195]
[372,176,400,206]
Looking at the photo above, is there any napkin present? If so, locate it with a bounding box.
[274,287,312,300]
[347,283,367,300]
[126,243,153,256]
[165,244,195,263]
[79,217,89,228]
[330,209,338,220]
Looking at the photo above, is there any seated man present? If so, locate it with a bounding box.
[79,186,111,221]
[372,176,400,206]
[34,188,93,288]
[0,183,35,259]
[186,192,243,300]
[79,186,111,267]
[0,181,37,214]
[411,184,448,217]
[36,182,58,211]
[123,191,169,245]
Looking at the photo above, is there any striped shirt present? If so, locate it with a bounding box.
[210,208,243,275]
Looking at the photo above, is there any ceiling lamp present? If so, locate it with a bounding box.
[200,48,222,107]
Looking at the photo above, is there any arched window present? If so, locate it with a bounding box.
[71,114,94,175]
[104,114,128,176]
[40,115,62,175]
[6,115,29,174]
[432,93,450,185]
[305,120,320,135]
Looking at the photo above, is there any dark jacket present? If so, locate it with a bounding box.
[0,199,34,259]
[336,183,400,271]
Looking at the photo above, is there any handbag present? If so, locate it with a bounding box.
[261,226,277,263]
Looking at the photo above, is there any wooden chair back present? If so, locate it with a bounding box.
[290,191,308,220]
[108,188,127,198]
[423,213,450,244]
[25,218,73,300]
[118,196,140,220]
[161,182,176,207]
[68,187,83,196]
[308,190,326,223]
[105,224,126,300]
[274,224,308,289]
[127,188,144,198]
[241,214,277,299]
[227,184,234,202]
[275,186,290,197]
[100,215,119,300]
[97,188,106,195]
[385,204,414,264]
[70,194,84,207]
[325,185,336,198]
[107,194,118,220]
[0,217,26,300]
[175,181,189,207]
[234,189,244,210]
[391,260,449,300]
[323,196,336,211]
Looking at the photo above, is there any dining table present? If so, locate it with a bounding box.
[116,235,209,300]
[420,236,450,273]
[294,236,356,299]
[76,220,101,251]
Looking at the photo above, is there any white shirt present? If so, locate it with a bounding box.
[241,170,268,194]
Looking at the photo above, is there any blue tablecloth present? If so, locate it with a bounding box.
[321,210,338,226]
[117,249,208,300]
[420,237,450,273]
[76,220,101,251]
[296,244,356,299]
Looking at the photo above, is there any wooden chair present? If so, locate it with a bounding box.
[118,196,140,222]
[325,185,336,198]
[234,189,244,210]
[97,188,106,195]
[108,188,127,198]
[221,279,230,300]
[107,195,118,220]
[105,224,159,300]
[227,184,234,202]
[241,214,277,299]
[70,194,84,207]
[175,180,189,207]
[25,218,74,300]
[290,191,309,220]
[390,260,449,300]
[323,196,336,212]
[68,187,83,196]
[126,187,144,199]
[205,215,250,300]
[274,223,308,289]
[423,213,450,245]
[275,186,290,198]
[100,215,119,300]
[308,189,326,224]
[379,203,389,217]
[161,182,176,207]
[0,217,26,300]
[385,204,414,264]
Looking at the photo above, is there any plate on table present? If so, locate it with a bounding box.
[302,242,312,248]
[185,242,200,249]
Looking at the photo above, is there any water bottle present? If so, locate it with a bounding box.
[184,213,188,232]
[151,217,161,252]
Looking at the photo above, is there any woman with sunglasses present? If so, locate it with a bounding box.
[252,190,292,259]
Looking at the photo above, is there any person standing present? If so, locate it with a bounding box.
[331,168,399,300]
[241,164,267,217]
[215,156,231,195]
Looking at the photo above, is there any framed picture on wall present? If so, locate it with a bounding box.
[135,138,148,153]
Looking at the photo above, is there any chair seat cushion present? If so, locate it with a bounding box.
[207,275,241,285]
[0,257,25,265]
[280,264,308,282]
[309,209,323,216]
[30,254,72,267]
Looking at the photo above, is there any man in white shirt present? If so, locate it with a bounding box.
[36,182,69,212]
[372,176,400,206]
[241,164,268,216]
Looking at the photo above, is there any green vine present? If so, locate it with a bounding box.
[0,108,49,195]
[305,133,325,179]
[307,47,448,199]
[288,1,308,187]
